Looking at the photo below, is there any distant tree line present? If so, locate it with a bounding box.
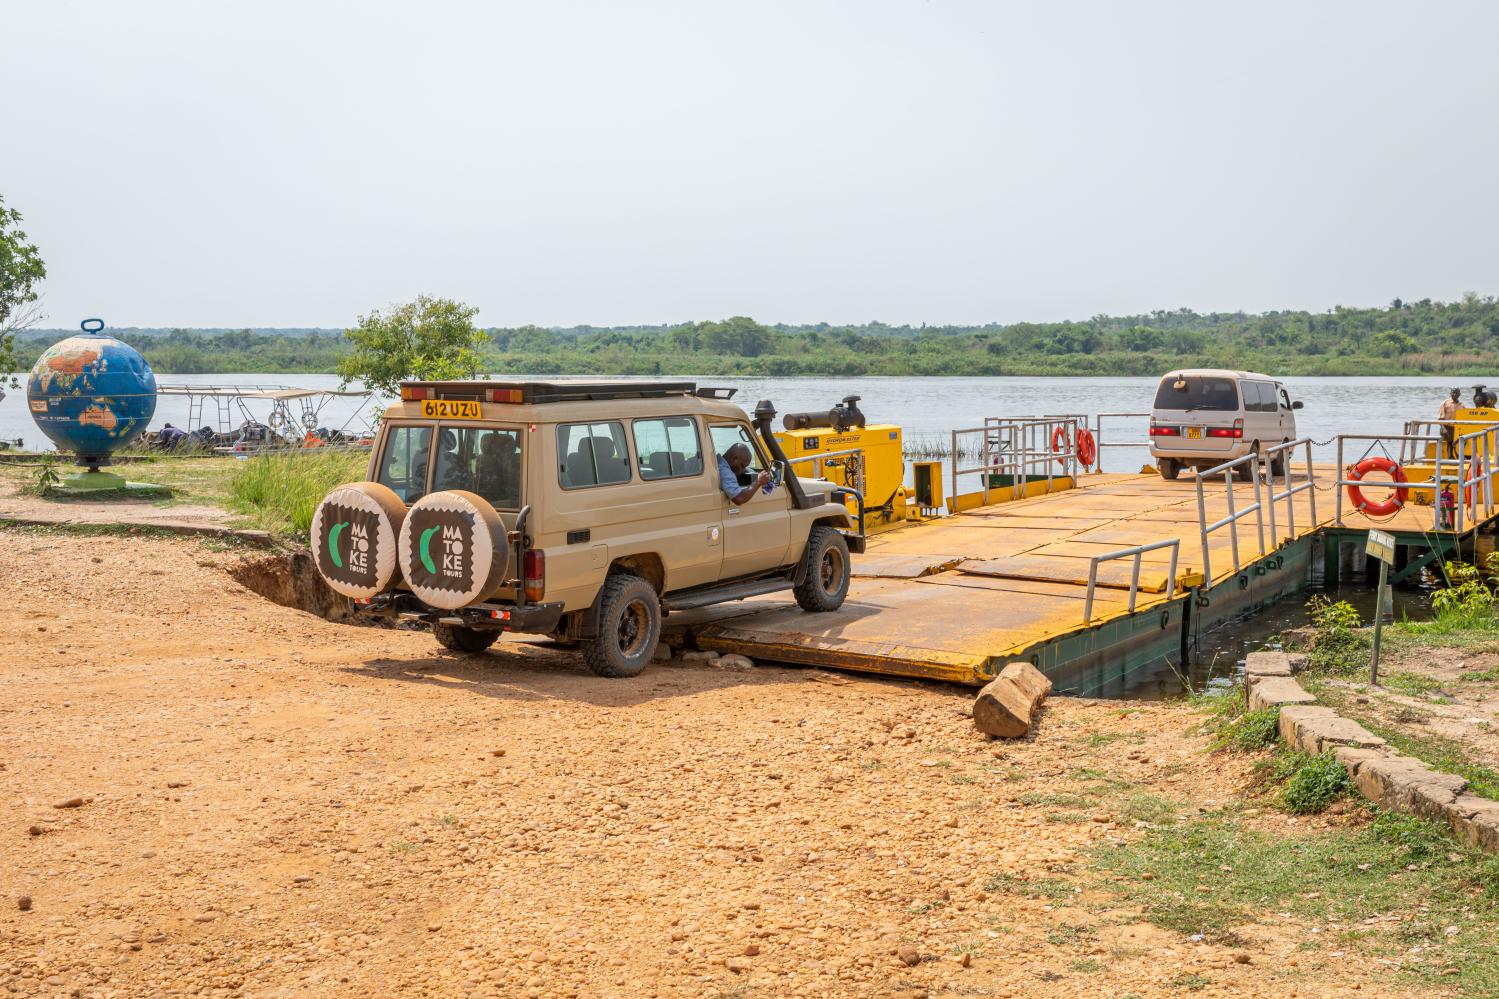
[13,295,1499,377]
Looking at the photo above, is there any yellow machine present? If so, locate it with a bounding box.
[1402,406,1499,506]
[774,395,926,533]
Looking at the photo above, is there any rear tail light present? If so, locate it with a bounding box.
[523,549,546,603]
[1208,419,1244,439]
[1149,424,1180,437]
[485,388,524,403]
[400,385,432,401]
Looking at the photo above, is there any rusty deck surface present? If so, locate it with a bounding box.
[678,466,1463,685]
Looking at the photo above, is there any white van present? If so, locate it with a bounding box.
[1148,369,1302,481]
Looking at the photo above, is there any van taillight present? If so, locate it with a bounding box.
[400,385,432,401]
[1208,419,1244,439]
[1149,423,1179,436]
[523,550,545,603]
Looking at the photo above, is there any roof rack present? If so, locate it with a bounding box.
[695,387,737,400]
[399,380,700,404]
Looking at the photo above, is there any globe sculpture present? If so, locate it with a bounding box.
[26,318,161,492]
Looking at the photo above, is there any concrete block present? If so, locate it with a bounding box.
[1447,795,1499,853]
[1278,705,1338,754]
[1286,653,1310,674]
[1301,714,1386,754]
[973,661,1051,739]
[1245,651,1293,678]
[1354,755,1467,821]
[1331,745,1388,777]
[1247,676,1317,711]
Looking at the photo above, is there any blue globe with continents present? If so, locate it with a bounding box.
[26,318,158,467]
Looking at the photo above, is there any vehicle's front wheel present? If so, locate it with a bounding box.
[1158,458,1180,481]
[794,526,851,612]
[433,621,500,653]
[582,573,661,678]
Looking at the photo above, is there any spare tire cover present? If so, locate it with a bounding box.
[397,490,510,610]
[310,481,407,600]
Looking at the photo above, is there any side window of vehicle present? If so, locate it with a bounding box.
[1246,382,1271,413]
[709,424,766,475]
[377,425,432,502]
[633,417,704,480]
[557,421,632,488]
[1279,387,1293,411]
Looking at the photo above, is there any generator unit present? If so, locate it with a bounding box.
[774,395,921,533]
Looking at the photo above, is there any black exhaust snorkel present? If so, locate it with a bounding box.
[753,398,816,511]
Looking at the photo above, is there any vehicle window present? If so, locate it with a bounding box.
[633,417,704,480]
[1153,376,1240,412]
[376,425,432,502]
[558,421,632,488]
[1279,387,1293,411]
[709,424,765,474]
[1245,381,1271,413]
[447,427,523,508]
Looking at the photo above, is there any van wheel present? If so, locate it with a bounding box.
[1236,442,1260,481]
[1158,458,1180,481]
[433,622,500,654]
[583,574,661,678]
[1270,441,1288,478]
[794,526,851,612]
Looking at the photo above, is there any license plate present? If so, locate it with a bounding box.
[420,399,482,420]
[1186,426,1203,440]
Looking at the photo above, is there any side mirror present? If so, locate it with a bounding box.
[1292,400,1304,410]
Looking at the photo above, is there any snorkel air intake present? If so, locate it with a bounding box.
[753,398,816,510]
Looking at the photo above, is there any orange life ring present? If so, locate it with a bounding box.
[1051,426,1071,467]
[1346,456,1408,517]
[1076,428,1097,469]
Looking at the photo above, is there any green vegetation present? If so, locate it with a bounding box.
[335,295,489,396]
[1304,595,1372,674]
[1093,812,1499,993]
[227,450,366,538]
[1277,751,1352,814]
[0,194,47,382]
[13,295,1499,376]
[1208,703,1282,754]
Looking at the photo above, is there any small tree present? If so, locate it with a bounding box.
[336,295,489,398]
[0,195,48,383]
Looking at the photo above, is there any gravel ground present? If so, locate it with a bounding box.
[0,528,1402,998]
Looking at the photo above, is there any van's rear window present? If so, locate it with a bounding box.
[1154,376,1239,412]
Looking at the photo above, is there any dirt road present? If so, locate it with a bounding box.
[1,528,1392,998]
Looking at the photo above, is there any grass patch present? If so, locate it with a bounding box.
[1210,705,1281,753]
[1017,791,1093,808]
[1383,671,1448,698]
[1068,958,1105,973]
[1459,667,1499,683]
[1279,752,1351,814]
[1117,792,1178,826]
[982,873,1075,900]
[227,450,367,538]
[1092,814,1499,994]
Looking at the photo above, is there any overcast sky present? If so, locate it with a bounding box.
[5,0,1498,329]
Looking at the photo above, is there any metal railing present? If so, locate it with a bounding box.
[950,416,1083,506]
[786,446,867,500]
[1398,419,1499,466]
[1082,538,1180,624]
[1331,432,1493,534]
[1260,438,1319,545]
[1092,411,1151,473]
[1193,452,1268,582]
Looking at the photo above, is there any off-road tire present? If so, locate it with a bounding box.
[582,574,661,679]
[1158,458,1180,481]
[794,526,851,612]
[433,622,500,653]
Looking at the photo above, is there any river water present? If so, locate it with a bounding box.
[0,373,1478,469]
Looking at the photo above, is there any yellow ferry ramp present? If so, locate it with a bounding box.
[686,569,1144,685]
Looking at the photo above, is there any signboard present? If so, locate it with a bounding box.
[1365,529,1396,565]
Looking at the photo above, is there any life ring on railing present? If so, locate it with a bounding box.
[1076,428,1097,469]
[1051,426,1071,467]
[1345,456,1409,517]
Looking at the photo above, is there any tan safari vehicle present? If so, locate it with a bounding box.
[310,380,866,678]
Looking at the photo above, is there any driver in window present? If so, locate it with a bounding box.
[717,443,771,506]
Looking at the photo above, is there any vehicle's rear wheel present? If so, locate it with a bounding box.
[1236,442,1260,481]
[583,573,661,678]
[433,621,500,653]
[1270,440,1288,478]
[1158,458,1180,481]
[794,526,851,612]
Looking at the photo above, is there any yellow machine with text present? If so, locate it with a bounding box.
[774,396,930,534]
[1403,406,1499,506]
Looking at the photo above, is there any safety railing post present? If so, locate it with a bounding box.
[950,429,959,508]
[1225,464,1241,571]
[1196,470,1212,583]
[1251,456,1266,557]
[1264,452,1278,549]
[1166,541,1179,599]
[1305,440,1317,526]
[1128,553,1142,612]
[1434,450,1444,532]
[1335,436,1345,526]
[1083,559,1099,624]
